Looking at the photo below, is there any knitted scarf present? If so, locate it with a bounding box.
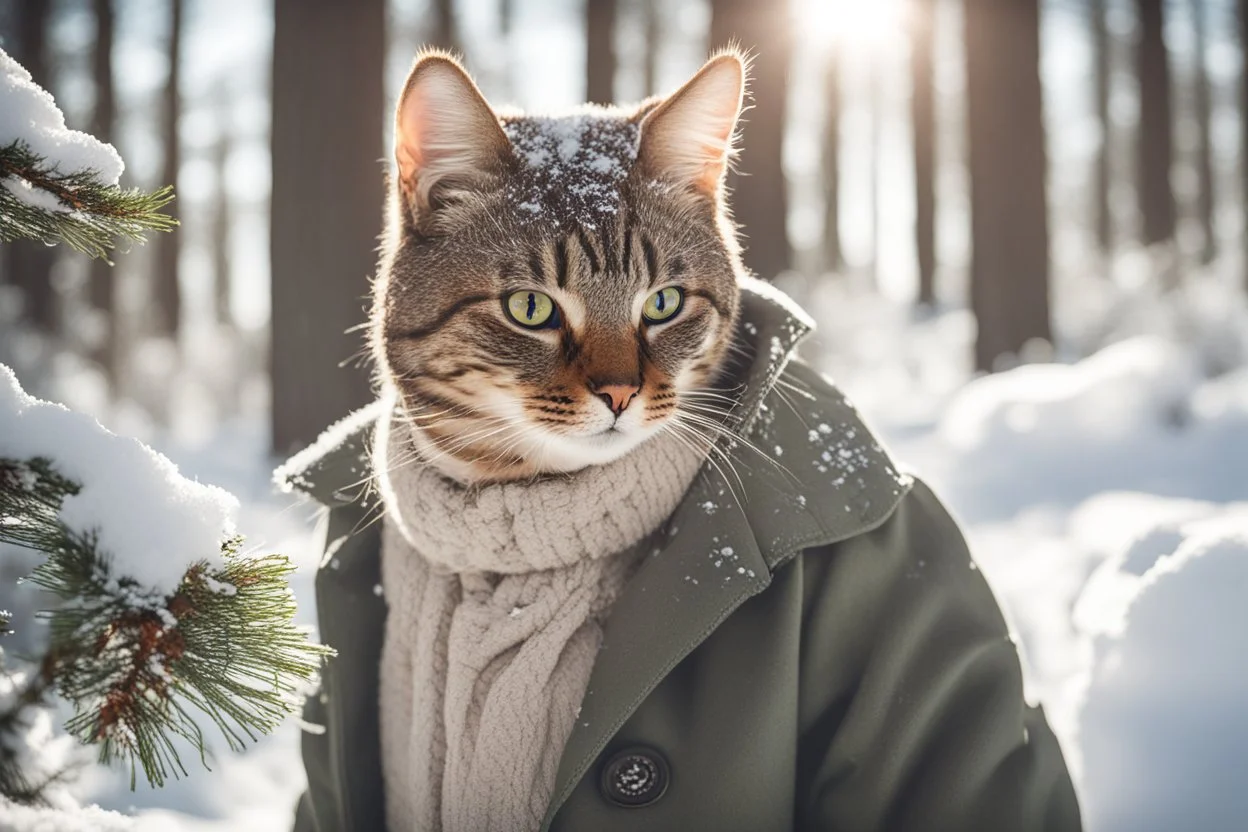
[375,404,706,832]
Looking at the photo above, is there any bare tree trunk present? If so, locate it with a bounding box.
[869,62,882,288]
[430,0,459,52]
[586,0,617,104]
[821,49,842,273]
[1091,0,1113,253]
[5,0,57,333]
[1241,0,1248,290]
[271,0,385,455]
[642,0,659,97]
[1136,0,1176,246]
[710,0,791,280]
[210,103,233,327]
[910,0,936,305]
[964,0,1051,372]
[89,0,118,382]
[499,0,512,36]
[153,0,183,338]
[494,0,514,99]
[1191,0,1216,264]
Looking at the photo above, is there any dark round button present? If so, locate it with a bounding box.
[600,747,669,808]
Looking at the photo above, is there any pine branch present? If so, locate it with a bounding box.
[0,457,333,789]
[0,140,176,262]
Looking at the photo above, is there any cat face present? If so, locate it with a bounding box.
[373,50,747,483]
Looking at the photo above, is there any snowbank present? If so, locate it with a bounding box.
[0,365,237,596]
[933,336,1248,517]
[0,48,123,186]
[0,799,134,832]
[1074,507,1248,832]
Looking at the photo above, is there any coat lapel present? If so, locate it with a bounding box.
[540,465,772,827]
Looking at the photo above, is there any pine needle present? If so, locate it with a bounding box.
[0,140,177,262]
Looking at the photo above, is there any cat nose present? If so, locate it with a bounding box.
[592,382,641,416]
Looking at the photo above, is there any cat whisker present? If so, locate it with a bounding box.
[490,426,547,474]
[723,338,754,362]
[768,380,815,434]
[679,387,745,406]
[672,407,798,485]
[338,342,374,371]
[423,419,520,463]
[774,373,816,400]
[673,400,734,420]
[663,417,745,506]
[399,408,458,426]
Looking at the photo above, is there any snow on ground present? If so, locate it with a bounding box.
[1075,509,1248,831]
[0,798,134,832]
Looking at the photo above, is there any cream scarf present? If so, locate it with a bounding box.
[375,405,705,832]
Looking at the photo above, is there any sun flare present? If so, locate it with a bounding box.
[802,0,904,49]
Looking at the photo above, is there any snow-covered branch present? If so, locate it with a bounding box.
[0,48,175,259]
[0,368,331,790]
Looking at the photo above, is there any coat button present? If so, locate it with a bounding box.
[600,747,669,808]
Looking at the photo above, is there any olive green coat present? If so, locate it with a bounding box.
[283,283,1081,832]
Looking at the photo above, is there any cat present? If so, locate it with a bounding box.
[370,48,750,484]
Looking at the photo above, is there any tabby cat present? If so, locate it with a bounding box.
[371,48,748,483]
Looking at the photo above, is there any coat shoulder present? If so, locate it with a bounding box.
[739,358,915,570]
[273,400,385,507]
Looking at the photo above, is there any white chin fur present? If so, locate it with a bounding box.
[404,398,665,481]
[520,421,661,473]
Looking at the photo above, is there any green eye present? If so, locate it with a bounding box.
[505,290,558,329]
[642,287,684,324]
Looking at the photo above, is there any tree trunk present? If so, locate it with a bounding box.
[499,0,513,36]
[642,0,659,97]
[271,0,384,454]
[210,102,232,327]
[430,0,459,52]
[910,0,936,305]
[586,0,616,104]
[1191,0,1216,264]
[5,0,57,333]
[153,0,183,338]
[821,49,842,273]
[496,0,514,99]
[1241,0,1248,290]
[869,63,882,288]
[709,0,791,280]
[89,0,118,381]
[1136,0,1176,246]
[1091,0,1113,252]
[964,0,1051,372]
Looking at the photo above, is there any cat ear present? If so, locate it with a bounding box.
[637,51,746,197]
[394,52,511,217]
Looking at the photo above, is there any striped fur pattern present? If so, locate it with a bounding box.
[372,49,748,483]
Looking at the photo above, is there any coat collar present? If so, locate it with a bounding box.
[276,277,912,829]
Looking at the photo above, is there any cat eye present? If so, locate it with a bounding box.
[642,287,684,324]
[504,290,559,329]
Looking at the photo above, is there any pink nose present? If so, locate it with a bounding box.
[594,383,640,416]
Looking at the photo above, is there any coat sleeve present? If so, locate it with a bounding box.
[794,479,1082,832]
